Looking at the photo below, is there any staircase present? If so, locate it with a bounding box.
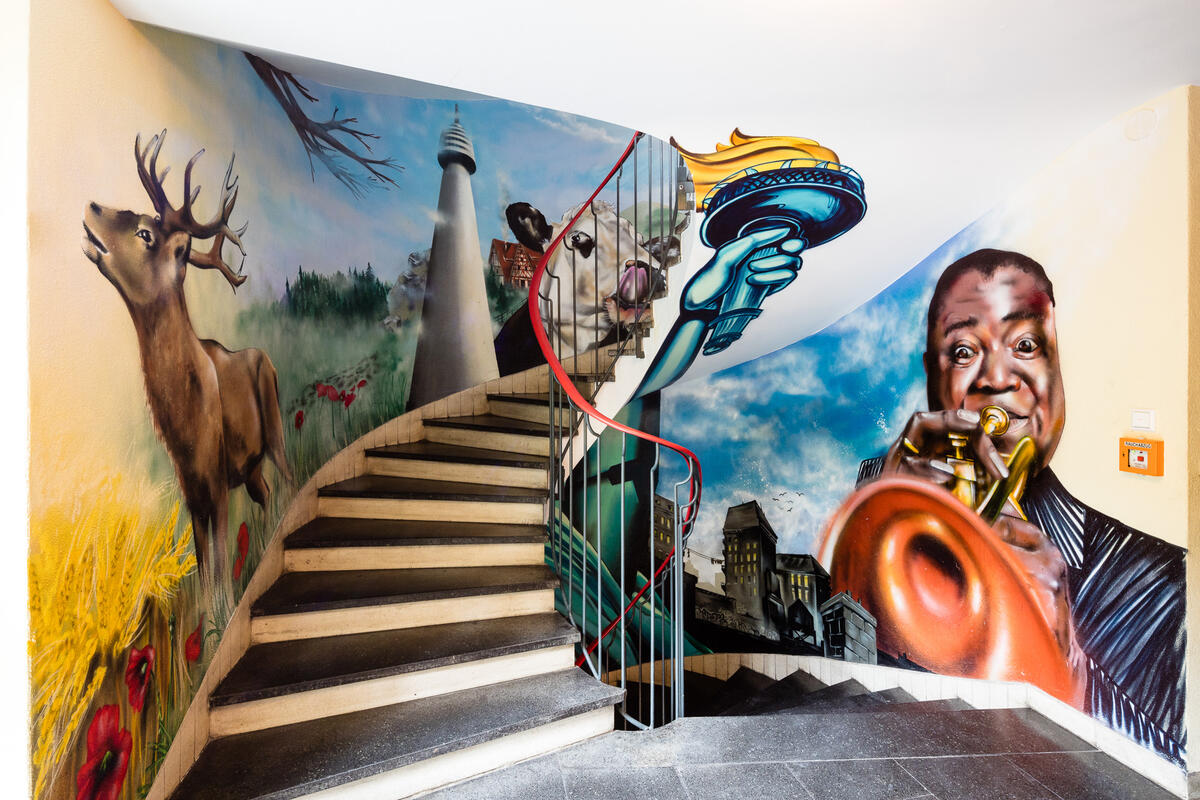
[165,130,690,798]
[422,663,1181,800]
[170,387,624,800]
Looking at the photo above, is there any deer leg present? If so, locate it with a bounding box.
[189,508,211,591]
[211,488,230,592]
[256,352,294,486]
[246,461,269,507]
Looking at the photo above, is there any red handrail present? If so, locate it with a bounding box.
[526,131,701,667]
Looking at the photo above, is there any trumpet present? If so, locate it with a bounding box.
[823,405,1083,705]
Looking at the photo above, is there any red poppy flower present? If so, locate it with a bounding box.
[344,392,356,408]
[76,705,131,800]
[185,614,205,662]
[357,379,367,388]
[233,522,249,579]
[124,646,155,712]
[294,409,305,430]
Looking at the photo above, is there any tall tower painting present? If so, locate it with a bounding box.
[408,107,500,408]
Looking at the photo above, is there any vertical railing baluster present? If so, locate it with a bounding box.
[619,432,627,713]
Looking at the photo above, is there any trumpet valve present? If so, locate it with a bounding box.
[981,405,1010,437]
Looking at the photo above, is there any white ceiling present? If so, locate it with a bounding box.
[109,0,1200,376]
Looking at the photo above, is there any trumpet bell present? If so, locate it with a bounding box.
[824,477,1080,704]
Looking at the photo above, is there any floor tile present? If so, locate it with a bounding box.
[787,759,930,800]
[419,754,565,800]
[677,762,809,799]
[897,755,1058,800]
[562,766,689,800]
[1006,751,1179,800]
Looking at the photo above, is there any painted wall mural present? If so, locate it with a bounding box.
[29,17,637,798]
[660,102,1189,764]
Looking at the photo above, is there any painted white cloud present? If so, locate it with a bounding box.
[827,294,926,379]
[529,109,625,146]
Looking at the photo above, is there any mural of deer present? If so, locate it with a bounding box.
[81,130,292,598]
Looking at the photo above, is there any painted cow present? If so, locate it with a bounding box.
[504,200,673,364]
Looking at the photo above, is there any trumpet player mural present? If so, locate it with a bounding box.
[660,103,1187,766]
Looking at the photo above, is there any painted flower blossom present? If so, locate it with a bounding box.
[124,646,155,712]
[357,379,367,388]
[343,392,356,408]
[185,614,205,662]
[294,409,305,430]
[233,522,249,579]
[76,705,131,800]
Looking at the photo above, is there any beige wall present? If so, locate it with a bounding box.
[987,87,1191,548]
[1186,85,1199,774]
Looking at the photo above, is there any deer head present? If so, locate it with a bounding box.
[83,130,248,309]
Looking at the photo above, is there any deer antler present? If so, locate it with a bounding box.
[135,129,249,290]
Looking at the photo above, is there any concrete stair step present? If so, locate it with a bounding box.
[171,669,624,800]
[551,707,1095,773]
[875,686,918,703]
[317,475,546,524]
[703,667,778,716]
[209,614,578,737]
[772,691,904,715]
[284,517,547,571]
[423,414,551,456]
[250,565,558,643]
[487,393,571,426]
[711,668,829,716]
[783,697,976,716]
[364,441,549,488]
[283,515,547,573]
[726,677,872,716]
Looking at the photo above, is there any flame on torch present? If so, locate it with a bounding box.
[671,129,843,212]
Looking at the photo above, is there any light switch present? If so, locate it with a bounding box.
[1131,409,1156,431]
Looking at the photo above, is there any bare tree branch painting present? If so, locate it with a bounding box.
[245,53,402,197]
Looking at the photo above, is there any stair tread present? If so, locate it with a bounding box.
[422,413,551,435]
[714,668,828,716]
[719,676,871,717]
[876,687,918,703]
[783,697,974,715]
[286,517,546,549]
[365,440,549,468]
[564,707,1092,766]
[318,474,547,502]
[252,565,558,617]
[487,393,552,405]
[173,669,623,800]
[706,667,777,716]
[212,613,578,706]
[742,678,872,716]
[771,691,899,715]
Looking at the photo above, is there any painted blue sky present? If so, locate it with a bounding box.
[205,42,636,301]
[661,226,986,585]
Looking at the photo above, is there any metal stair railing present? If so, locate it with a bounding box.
[529,131,702,730]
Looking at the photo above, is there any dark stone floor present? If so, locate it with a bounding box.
[420,709,1179,800]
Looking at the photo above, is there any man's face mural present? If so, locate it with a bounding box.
[926,265,1067,469]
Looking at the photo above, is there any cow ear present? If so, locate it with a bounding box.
[506,202,552,253]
